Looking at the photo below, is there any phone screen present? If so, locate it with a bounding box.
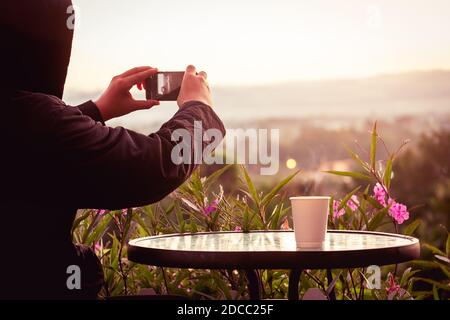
[146,71,184,101]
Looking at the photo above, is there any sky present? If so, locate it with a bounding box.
[65,0,450,93]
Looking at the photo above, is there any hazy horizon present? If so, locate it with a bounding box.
[62,0,450,131]
[64,69,450,132]
[66,0,450,91]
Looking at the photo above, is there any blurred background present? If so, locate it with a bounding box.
[64,0,449,246]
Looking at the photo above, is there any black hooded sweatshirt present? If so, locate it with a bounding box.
[0,0,225,299]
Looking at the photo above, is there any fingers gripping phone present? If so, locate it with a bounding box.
[145,71,184,101]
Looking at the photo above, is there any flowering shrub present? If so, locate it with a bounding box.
[72,122,449,300]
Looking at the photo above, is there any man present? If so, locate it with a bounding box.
[0,0,225,299]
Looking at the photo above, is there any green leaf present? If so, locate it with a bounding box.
[120,208,134,247]
[163,207,180,232]
[204,165,232,190]
[81,210,101,243]
[252,210,265,229]
[243,206,258,232]
[423,243,446,256]
[368,207,388,231]
[261,170,300,208]
[411,292,432,300]
[446,233,450,256]
[268,205,281,230]
[110,235,120,270]
[362,194,384,210]
[240,165,260,207]
[357,207,370,231]
[344,145,370,172]
[370,121,377,170]
[211,206,220,228]
[403,219,421,236]
[85,214,112,245]
[435,261,450,279]
[357,186,371,230]
[337,186,361,210]
[181,198,200,212]
[190,216,198,233]
[325,271,342,297]
[324,170,372,182]
[134,215,152,237]
[411,259,440,269]
[164,202,175,216]
[189,170,205,203]
[400,267,420,287]
[71,210,92,236]
[243,206,250,231]
[364,184,370,195]
[433,285,439,300]
[277,207,291,229]
[383,156,393,189]
[174,204,186,233]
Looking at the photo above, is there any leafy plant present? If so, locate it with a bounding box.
[410,230,450,299]
[71,122,449,299]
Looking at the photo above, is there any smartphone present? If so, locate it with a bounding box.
[145,71,184,101]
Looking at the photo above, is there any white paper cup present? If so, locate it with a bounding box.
[290,196,330,249]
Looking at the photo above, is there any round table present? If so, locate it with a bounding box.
[128,230,420,300]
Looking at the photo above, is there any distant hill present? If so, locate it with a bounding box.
[212,70,450,122]
[64,70,450,131]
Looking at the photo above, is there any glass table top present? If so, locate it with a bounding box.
[130,231,417,252]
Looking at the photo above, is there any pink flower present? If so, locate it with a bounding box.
[333,199,345,218]
[347,195,359,211]
[388,200,409,224]
[386,273,400,295]
[280,218,291,230]
[333,195,359,219]
[372,183,410,224]
[234,226,242,231]
[204,199,219,216]
[94,242,102,254]
[373,183,387,206]
[97,209,106,216]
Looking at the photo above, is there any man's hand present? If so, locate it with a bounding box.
[177,65,213,108]
[94,66,159,121]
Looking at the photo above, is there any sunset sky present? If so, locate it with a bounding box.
[65,0,450,92]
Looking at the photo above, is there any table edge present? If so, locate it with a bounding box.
[128,229,419,254]
[127,230,420,269]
